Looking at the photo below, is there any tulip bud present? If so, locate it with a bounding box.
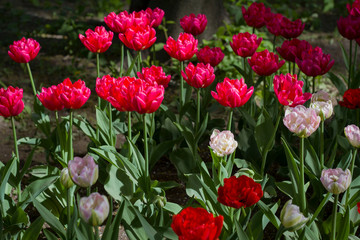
[60,168,74,189]
[209,129,238,157]
[310,90,333,121]
[79,193,109,226]
[280,200,308,231]
[344,125,360,148]
[320,168,351,194]
[152,195,167,208]
[68,155,98,187]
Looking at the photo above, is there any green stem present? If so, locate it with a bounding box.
[108,102,114,147]
[262,76,267,106]
[87,187,91,196]
[299,137,306,214]
[96,53,101,142]
[26,63,37,96]
[152,44,156,65]
[196,89,201,133]
[307,192,331,226]
[143,114,149,180]
[67,188,71,239]
[162,18,168,40]
[331,194,339,240]
[349,40,353,88]
[128,112,132,141]
[94,226,99,240]
[227,108,234,131]
[69,110,73,162]
[320,120,324,169]
[179,61,184,112]
[312,76,316,93]
[55,111,65,160]
[11,117,21,202]
[96,53,100,78]
[120,43,124,77]
[288,62,291,74]
[138,51,142,72]
[345,148,357,207]
[354,43,358,81]
[272,35,276,53]
[293,62,296,75]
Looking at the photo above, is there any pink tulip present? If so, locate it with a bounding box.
[107,76,138,112]
[164,33,198,61]
[180,13,207,36]
[0,86,24,118]
[320,168,351,194]
[296,47,334,77]
[37,85,64,111]
[276,39,312,63]
[310,90,333,120]
[230,32,262,58]
[144,7,165,28]
[279,17,305,39]
[248,50,285,76]
[209,129,238,157]
[119,25,156,51]
[196,46,224,67]
[241,2,270,28]
[137,66,171,88]
[68,155,98,187]
[283,105,321,138]
[96,75,116,101]
[104,10,149,34]
[79,26,113,53]
[344,124,360,148]
[273,73,312,107]
[211,78,254,108]
[58,78,91,109]
[181,62,215,89]
[8,37,40,63]
[79,192,109,226]
[132,80,165,114]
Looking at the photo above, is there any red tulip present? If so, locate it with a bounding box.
[276,39,312,63]
[132,80,164,114]
[347,0,360,17]
[181,62,215,89]
[104,10,150,34]
[337,15,360,40]
[79,26,113,53]
[37,85,64,111]
[196,46,224,67]
[279,17,305,39]
[339,88,360,109]
[241,2,270,28]
[137,66,171,88]
[273,73,312,107]
[0,86,24,118]
[119,25,156,51]
[248,50,285,76]
[180,13,207,36]
[296,47,334,77]
[266,13,284,36]
[211,78,253,108]
[164,33,198,61]
[96,75,116,100]
[357,202,360,214]
[107,76,138,112]
[230,32,262,58]
[58,78,91,109]
[8,37,40,63]
[144,7,164,28]
[171,207,223,240]
[218,175,263,208]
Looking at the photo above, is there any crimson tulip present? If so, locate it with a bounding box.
[248,50,285,76]
[241,2,270,28]
[181,62,215,89]
[276,39,312,63]
[0,86,24,118]
[37,85,64,111]
[164,33,198,61]
[337,15,360,40]
[180,13,207,36]
[211,78,253,108]
[230,32,262,58]
[266,13,284,36]
[296,47,334,77]
[348,0,360,17]
[119,25,156,51]
[79,26,113,53]
[104,10,149,34]
[107,76,138,112]
[58,78,91,109]
[339,88,360,109]
[144,7,164,28]
[279,17,305,39]
[196,46,224,67]
[8,37,40,63]
[137,66,171,88]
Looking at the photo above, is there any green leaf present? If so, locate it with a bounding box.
[169,148,197,175]
[257,200,280,229]
[73,116,100,146]
[235,218,250,240]
[173,122,196,156]
[31,193,66,239]
[43,229,60,240]
[22,217,44,240]
[304,139,321,176]
[281,137,300,185]
[254,108,275,157]
[150,139,179,169]
[95,107,111,145]
[327,72,346,95]
[0,157,16,214]
[337,205,350,240]
[104,164,134,201]
[15,145,37,186]
[194,113,209,144]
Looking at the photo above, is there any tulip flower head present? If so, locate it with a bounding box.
[171,207,224,240]
[211,78,254,108]
[181,62,215,89]
[0,86,25,118]
[131,80,165,114]
[276,39,312,63]
[68,155,99,187]
[145,7,164,28]
[79,193,109,226]
[344,124,360,148]
[248,50,285,76]
[266,13,284,36]
[209,129,238,157]
[273,73,312,107]
[96,75,116,101]
[58,78,91,109]
[230,32,262,58]
[196,46,224,67]
[137,66,171,88]
[280,200,308,231]
[217,175,263,208]
[180,13,207,36]
[279,17,305,39]
[104,10,150,34]
[283,105,321,138]
[241,2,270,28]
[347,0,360,17]
[296,47,334,77]
[339,88,360,109]
[79,26,113,53]
[107,76,138,112]
[337,15,360,40]
[8,37,40,63]
[119,25,156,51]
[164,32,198,61]
[357,202,360,214]
[320,168,351,194]
[37,85,64,111]
[60,168,74,189]
[310,90,333,120]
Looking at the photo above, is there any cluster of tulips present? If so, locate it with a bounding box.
[2,0,360,239]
